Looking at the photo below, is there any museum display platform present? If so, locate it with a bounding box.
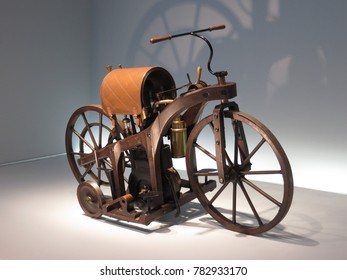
[0,155,346,260]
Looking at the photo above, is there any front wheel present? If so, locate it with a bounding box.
[186,110,293,234]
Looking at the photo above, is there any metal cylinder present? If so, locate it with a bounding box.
[170,116,187,158]
[100,66,176,118]
[122,116,132,137]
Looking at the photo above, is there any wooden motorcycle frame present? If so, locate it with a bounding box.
[66,25,293,235]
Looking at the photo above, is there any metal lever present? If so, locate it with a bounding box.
[196,66,202,84]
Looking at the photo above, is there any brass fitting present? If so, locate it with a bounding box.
[170,116,187,158]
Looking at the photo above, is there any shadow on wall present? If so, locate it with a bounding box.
[126,0,338,112]
[123,0,347,192]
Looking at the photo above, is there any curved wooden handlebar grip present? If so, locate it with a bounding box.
[150,35,172,44]
[208,24,225,31]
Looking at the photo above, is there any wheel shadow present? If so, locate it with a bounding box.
[200,209,321,247]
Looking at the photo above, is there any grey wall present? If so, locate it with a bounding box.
[0,0,92,164]
[91,0,347,194]
[1,0,346,194]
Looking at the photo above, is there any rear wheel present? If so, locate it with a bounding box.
[65,105,132,193]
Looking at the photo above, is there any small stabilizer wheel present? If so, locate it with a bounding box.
[77,181,105,218]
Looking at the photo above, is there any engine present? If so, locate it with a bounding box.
[100,66,184,211]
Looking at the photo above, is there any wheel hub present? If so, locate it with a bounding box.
[228,167,239,183]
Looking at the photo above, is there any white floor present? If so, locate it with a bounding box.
[0,155,346,260]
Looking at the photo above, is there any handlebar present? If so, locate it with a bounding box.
[149,24,227,83]
[150,24,225,44]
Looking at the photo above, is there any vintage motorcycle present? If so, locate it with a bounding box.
[65,25,293,235]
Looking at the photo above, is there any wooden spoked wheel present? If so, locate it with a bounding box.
[186,110,293,234]
[65,105,130,187]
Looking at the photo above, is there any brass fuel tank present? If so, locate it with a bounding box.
[170,116,187,158]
